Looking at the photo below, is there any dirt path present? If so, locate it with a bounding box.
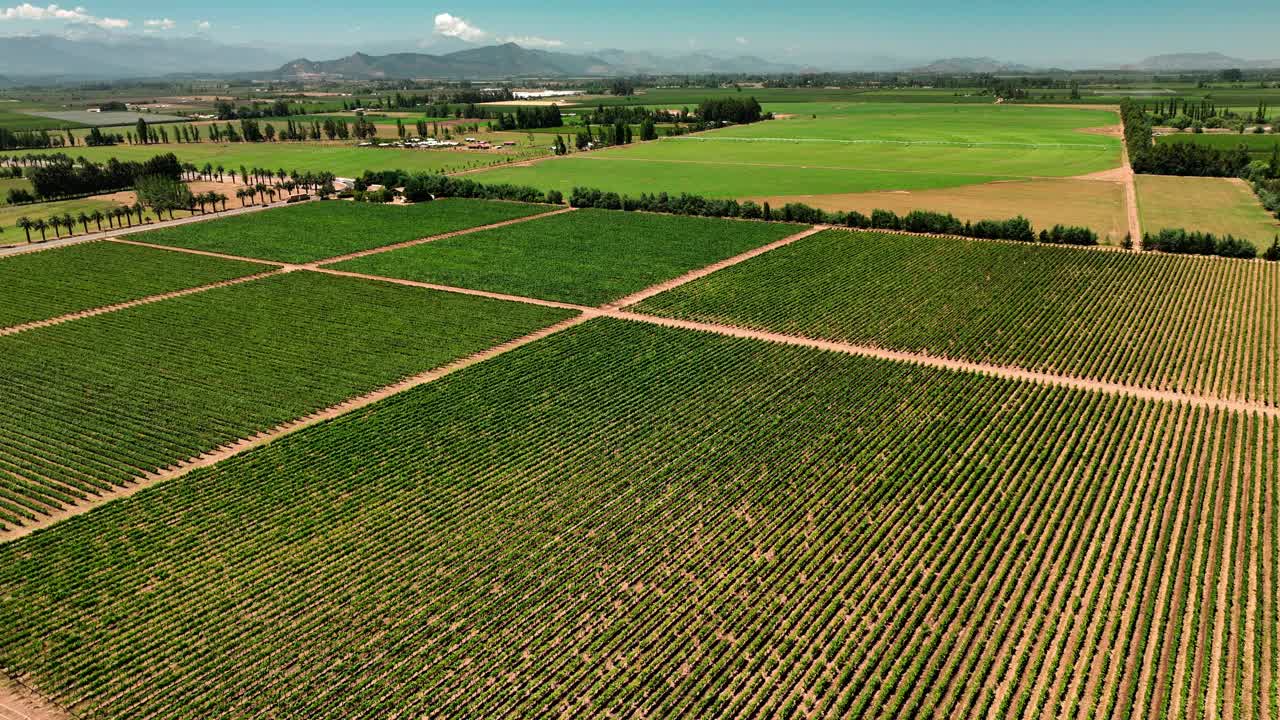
[0,268,288,338]
[1120,142,1142,246]
[313,207,575,265]
[0,677,69,720]
[0,313,592,545]
[605,311,1280,419]
[310,267,594,313]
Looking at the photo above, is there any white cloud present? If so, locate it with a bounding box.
[433,12,487,42]
[433,12,563,49]
[735,36,748,45]
[0,3,128,29]
[195,19,210,30]
[144,17,174,29]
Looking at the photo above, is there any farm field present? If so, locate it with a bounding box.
[1156,131,1280,160]
[24,110,186,126]
[0,270,571,529]
[0,318,1273,718]
[0,108,86,131]
[328,209,805,305]
[1136,174,1280,246]
[20,141,537,180]
[469,104,1121,199]
[751,177,1129,243]
[634,228,1280,404]
[0,241,269,328]
[133,198,556,264]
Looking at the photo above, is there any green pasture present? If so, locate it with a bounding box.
[470,103,1120,197]
[1156,132,1280,160]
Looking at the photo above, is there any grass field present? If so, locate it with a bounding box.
[0,108,86,131]
[635,228,1280,404]
[469,104,1121,198]
[0,197,125,238]
[0,242,269,328]
[0,270,571,528]
[0,318,1271,718]
[22,141,538,179]
[1155,131,1280,160]
[328,209,805,305]
[133,198,556,263]
[1136,174,1280,246]
[0,177,30,204]
[752,177,1129,243]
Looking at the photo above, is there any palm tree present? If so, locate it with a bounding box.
[33,218,47,242]
[215,192,228,211]
[255,183,267,204]
[90,209,104,232]
[77,212,90,234]
[133,203,144,224]
[276,168,286,185]
[195,193,207,214]
[61,213,75,236]
[201,162,213,180]
[228,169,237,184]
[16,216,32,243]
[235,188,247,207]
[266,187,278,203]
[215,164,225,181]
[47,216,61,238]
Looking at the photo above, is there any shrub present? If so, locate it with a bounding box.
[1142,228,1257,259]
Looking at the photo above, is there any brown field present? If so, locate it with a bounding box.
[1137,174,1280,246]
[753,177,1129,243]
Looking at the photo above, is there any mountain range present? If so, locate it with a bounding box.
[1,33,1279,82]
[271,43,804,80]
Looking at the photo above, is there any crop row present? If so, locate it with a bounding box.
[0,241,269,329]
[0,270,571,529]
[0,318,1271,718]
[635,229,1280,406]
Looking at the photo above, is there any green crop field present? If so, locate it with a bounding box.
[0,108,86,131]
[469,104,1121,198]
[1156,131,1280,160]
[133,198,556,263]
[20,141,539,179]
[0,241,269,328]
[0,318,1272,718]
[328,209,805,305]
[634,229,1280,404]
[0,270,571,528]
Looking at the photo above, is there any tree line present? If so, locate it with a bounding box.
[10,152,182,203]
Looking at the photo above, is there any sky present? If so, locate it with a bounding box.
[1,0,1278,68]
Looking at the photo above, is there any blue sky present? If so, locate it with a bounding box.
[1,0,1278,67]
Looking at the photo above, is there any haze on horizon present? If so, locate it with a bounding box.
[0,0,1277,70]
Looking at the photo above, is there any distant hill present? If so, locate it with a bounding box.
[592,49,801,75]
[1127,52,1280,71]
[910,57,1040,74]
[275,43,612,80]
[0,33,291,80]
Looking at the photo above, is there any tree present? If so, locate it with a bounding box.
[90,209,104,231]
[77,211,90,234]
[47,215,61,238]
[135,174,193,221]
[1266,237,1280,262]
[16,215,32,243]
[135,117,148,145]
[33,218,47,241]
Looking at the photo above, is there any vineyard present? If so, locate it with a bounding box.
[0,270,571,529]
[132,198,555,263]
[634,228,1280,405]
[326,208,806,305]
[0,242,269,328]
[0,318,1273,718]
